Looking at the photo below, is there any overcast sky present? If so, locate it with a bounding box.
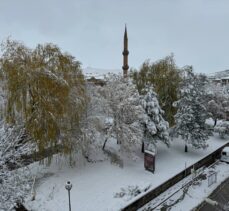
[0,0,229,74]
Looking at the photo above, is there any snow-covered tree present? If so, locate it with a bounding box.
[74,72,171,163]
[100,74,144,153]
[0,121,35,210]
[0,39,87,157]
[214,121,229,138]
[207,98,226,127]
[79,82,110,160]
[84,74,170,156]
[204,81,229,126]
[131,54,182,125]
[140,87,170,152]
[173,68,211,152]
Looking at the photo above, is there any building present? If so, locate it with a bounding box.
[122,25,129,78]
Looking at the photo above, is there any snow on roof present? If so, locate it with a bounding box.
[221,76,229,80]
[83,67,121,79]
[145,150,156,155]
[208,69,229,79]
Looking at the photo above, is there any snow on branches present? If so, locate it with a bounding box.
[100,74,144,152]
[214,121,229,138]
[0,121,35,210]
[173,68,211,152]
[83,74,170,156]
[140,87,170,148]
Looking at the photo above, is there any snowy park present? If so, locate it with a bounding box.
[0,41,229,211]
[23,135,228,211]
[0,42,229,211]
[1,1,229,211]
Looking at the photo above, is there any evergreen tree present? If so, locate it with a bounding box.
[173,67,211,152]
[140,87,170,152]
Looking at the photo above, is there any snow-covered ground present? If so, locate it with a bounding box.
[25,135,228,211]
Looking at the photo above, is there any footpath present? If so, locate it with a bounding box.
[196,176,229,211]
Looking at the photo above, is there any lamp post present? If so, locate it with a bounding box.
[65,181,72,211]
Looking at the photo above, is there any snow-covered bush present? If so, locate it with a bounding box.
[0,167,33,210]
[214,121,229,138]
[0,121,35,210]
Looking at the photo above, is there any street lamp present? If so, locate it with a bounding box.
[65,181,72,211]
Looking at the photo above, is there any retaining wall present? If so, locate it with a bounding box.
[122,142,229,211]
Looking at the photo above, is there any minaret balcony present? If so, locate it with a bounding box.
[122,50,129,55]
[122,65,129,70]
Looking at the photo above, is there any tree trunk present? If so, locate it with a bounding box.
[14,202,29,211]
[214,119,217,127]
[185,144,188,153]
[141,141,145,153]
[102,138,108,150]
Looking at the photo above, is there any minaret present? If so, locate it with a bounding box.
[122,25,129,78]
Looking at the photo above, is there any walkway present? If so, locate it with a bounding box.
[197,176,229,211]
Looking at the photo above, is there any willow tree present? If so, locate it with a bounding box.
[0,39,87,155]
[130,54,182,126]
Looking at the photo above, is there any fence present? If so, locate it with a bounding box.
[208,171,217,187]
[122,142,229,211]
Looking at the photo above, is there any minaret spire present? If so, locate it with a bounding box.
[122,24,129,78]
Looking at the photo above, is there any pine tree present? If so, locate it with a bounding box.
[173,67,211,152]
[140,87,170,152]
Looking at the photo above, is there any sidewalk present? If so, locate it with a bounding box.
[197,176,229,211]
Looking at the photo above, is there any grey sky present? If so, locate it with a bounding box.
[0,0,229,74]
